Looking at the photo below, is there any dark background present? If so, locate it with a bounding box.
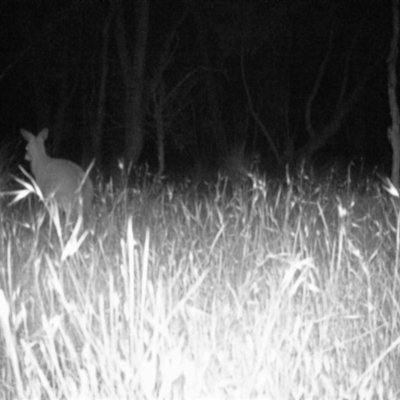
[0,0,394,179]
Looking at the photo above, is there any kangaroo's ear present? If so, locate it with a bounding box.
[38,128,49,140]
[20,128,32,141]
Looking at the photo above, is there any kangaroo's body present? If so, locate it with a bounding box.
[21,128,93,218]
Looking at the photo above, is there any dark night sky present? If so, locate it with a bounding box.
[0,0,395,177]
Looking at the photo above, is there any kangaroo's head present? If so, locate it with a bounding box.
[21,128,50,175]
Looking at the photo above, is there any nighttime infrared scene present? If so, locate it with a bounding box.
[1,1,400,398]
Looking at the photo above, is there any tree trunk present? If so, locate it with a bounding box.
[240,42,281,164]
[388,0,400,188]
[92,3,114,171]
[154,84,165,177]
[52,47,79,158]
[192,3,227,155]
[151,5,188,178]
[296,14,376,167]
[115,0,149,168]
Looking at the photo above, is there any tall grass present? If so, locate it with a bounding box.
[0,167,400,399]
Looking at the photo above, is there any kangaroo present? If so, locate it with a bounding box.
[21,128,94,220]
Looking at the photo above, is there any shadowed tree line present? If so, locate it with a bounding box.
[0,0,392,180]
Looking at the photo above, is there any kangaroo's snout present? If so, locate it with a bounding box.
[21,128,94,218]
